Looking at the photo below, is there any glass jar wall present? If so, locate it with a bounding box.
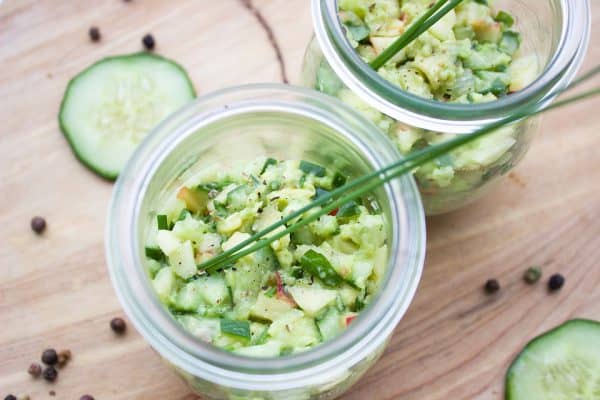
[302,0,590,215]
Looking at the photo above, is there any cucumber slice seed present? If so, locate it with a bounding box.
[59,53,196,180]
[505,319,600,400]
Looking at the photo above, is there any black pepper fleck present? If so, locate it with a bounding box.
[5,395,17,400]
[89,26,101,42]
[484,279,500,294]
[31,216,46,234]
[142,34,155,50]
[548,274,565,291]
[80,395,95,400]
[42,366,58,382]
[41,349,58,365]
[110,317,127,335]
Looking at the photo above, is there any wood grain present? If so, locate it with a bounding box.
[0,1,598,399]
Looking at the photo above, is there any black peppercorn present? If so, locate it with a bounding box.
[523,266,542,284]
[484,279,500,294]
[110,317,127,334]
[31,216,46,234]
[41,349,58,365]
[142,34,155,51]
[28,362,42,378]
[80,395,95,400]
[5,395,17,400]
[548,274,565,291]
[89,26,101,42]
[42,366,58,382]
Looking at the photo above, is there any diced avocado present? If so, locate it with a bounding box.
[287,286,337,317]
[249,292,294,321]
[317,307,345,342]
[169,240,197,279]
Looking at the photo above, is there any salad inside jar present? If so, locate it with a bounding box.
[144,157,388,357]
[315,0,541,213]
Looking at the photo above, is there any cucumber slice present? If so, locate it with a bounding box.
[59,53,196,179]
[505,319,600,400]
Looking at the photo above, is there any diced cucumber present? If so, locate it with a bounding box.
[287,286,337,317]
[178,315,220,343]
[317,307,345,342]
[499,31,521,56]
[220,319,251,340]
[195,275,230,307]
[175,280,204,311]
[156,230,181,256]
[505,319,600,400]
[234,340,282,358]
[226,185,250,211]
[59,53,196,179]
[152,267,176,303]
[299,160,327,177]
[268,310,321,350]
[169,240,197,279]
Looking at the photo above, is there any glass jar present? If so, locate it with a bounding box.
[302,0,590,215]
[106,84,426,400]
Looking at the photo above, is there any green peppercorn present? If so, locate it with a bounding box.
[523,266,542,284]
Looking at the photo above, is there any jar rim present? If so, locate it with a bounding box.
[312,0,591,133]
[106,83,426,390]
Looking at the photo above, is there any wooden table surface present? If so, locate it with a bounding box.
[1,1,599,399]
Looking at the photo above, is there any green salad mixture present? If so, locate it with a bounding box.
[144,158,388,357]
[316,0,540,212]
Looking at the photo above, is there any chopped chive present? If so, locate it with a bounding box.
[260,158,278,175]
[299,174,307,188]
[264,287,277,298]
[156,214,168,230]
[314,188,331,201]
[495,10,514,27]
[250,174,261,185]
[177,209,191,222]
[220,319,251,339]
[279,346,294,356]
[299,249,343,288]
[253,326,270,345]
[336,200,360,219]
[145,247,164,261]
[332,172,347,188]
[299,160,326,177]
